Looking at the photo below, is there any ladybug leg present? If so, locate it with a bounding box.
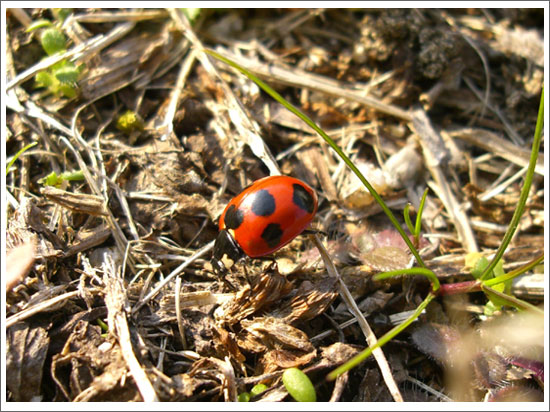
[221,276,238,291]
[242,261,252,286]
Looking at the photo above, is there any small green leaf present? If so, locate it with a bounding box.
[39,169,83,187]
[471,256,489,280]
[54,64,80,83]
[58,82,78,98]
[250,383,268,397]
[237,392,250,402]
[282,368,316,402]
[40,27,66,55]
[181,8,201,24]
[35,71,54,88]
[116,110,144,134]
[26,19,53,32]
[39,171,61,187]
[52,8,73,22]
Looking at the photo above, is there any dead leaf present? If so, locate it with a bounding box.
[51,320,137,401]
[6,322,50,401]
[240,317,315,353]
[214,268,293,325]
[271,275,338,323]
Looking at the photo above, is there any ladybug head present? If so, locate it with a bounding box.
[212,229,243,274]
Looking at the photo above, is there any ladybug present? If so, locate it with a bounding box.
[212,175,318,273]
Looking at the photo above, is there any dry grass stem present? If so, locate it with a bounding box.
[311,234,404,402]
[6,290,81,329]
[412,108,479,253]
[102,254,159,402]
[212,48,412,121]
[448,128,544,176]
[132,240,215,313]
[169,8,281,176]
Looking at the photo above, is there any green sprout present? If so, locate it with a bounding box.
[116,110,145,135]
[282,368,316,402]
[6,142,38,176]
[39,170,84,187]
[26,10,82,99]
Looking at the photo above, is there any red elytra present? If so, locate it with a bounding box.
[213,175,318,271]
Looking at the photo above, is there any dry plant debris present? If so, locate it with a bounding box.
[4,7,545,403]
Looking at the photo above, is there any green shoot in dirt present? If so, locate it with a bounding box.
[39,170,85,187]
[116,110,145,135]
[6,142,37,176]
[404,188,429,248]
[26,10,83,98]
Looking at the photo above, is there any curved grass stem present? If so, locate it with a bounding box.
[6,142,38,175]
[484,253,544,288]
[374,267,440,293]
[480,88,544,279]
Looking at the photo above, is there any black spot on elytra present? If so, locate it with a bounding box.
[224,204,244,229]
[292,183,315,214]
[261,223,283,248]
[251,190,276,216]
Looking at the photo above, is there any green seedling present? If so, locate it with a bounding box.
[39,170,84,187]
[27,10,82,98]
[282,368,316,402]
[116,110,145,135]
[6,142,38,176]
[250,383,268,397]
[40,26,66,55]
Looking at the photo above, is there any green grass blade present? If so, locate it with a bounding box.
[484,253,543,287]
[6,142,38,176]
[415,188,429,238]
[480,88,544,279]
[403,203,415,235]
